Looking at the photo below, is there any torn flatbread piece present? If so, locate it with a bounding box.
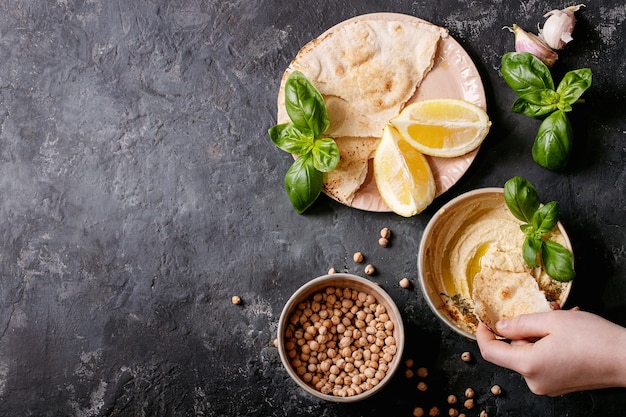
[472,268,552,335]
[322,137,380,206]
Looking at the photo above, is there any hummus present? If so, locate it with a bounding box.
[420,190,571,335]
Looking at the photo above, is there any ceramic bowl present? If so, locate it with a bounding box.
[277,273,404,402]
[417,188,573,340]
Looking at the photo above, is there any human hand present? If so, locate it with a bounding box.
[476,309,626,396]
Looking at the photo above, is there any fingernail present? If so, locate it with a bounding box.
[496,320,508,330]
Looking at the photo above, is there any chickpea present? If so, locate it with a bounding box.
[405,358,414,368]
[378,237,389,247]
[417,381,428,391]
[364,264,375,275]
[413,407,425,417]
[460,351,472,362]
[399,277,410,288]
[463,399,474,410]
[490,384,502,396]
[231,295,241,305]
[353,252,364,263]
[464,387,474,398]
[479,411,488,417]
[417,367,428,378]
[429,406,440,416]
[405,368,414,379]
[447,395,457,404]
[328,267,337,274]
[380,227,391,239]
[448,408,459,417]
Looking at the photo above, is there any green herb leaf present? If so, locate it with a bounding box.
[532,110,573,171]
[504,176,541,223]
[511,98,558,118]
[518,88,561,106]
[284,154,323,214]
[311,137,340,172]
[556,68,592,110]
[542,240,576,282]
[523,236,542,267]
[532,201,560,233]
[501,52,555,97]
[269,123,314,155]
[284,70,330,137]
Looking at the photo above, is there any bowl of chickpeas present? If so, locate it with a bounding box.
[277,273,405,402]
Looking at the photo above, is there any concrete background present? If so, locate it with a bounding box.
[0,0,625,416]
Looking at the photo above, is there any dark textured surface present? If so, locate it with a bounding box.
[0,1,625,416]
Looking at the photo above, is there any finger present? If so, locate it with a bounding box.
[495,312,556,340]
[476,323,528,370]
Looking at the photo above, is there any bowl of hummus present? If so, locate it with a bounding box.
[417,188,573,339]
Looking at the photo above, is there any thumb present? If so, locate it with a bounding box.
[495,312,554,340]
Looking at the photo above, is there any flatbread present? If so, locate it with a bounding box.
[278,19,447,138]
[472,268,552,335]
[323,137,380,206]
[276,17,447,206]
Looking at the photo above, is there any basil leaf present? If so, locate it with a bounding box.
[532,110,573,171]
[284,154,323,214]
[520,223,535,236]
[518,88,560,106]
[311,137,340,172]
[556,68,592,110]
[269,123,314,155]
[501,52,555,97]
[504,176,541,223]
[511,98,558,118]
[523,236,542,268]
[542,240,576,282]
[284,70,330,137]
[532,201,560,233]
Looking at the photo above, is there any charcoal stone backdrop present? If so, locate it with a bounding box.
[0,0,625,416]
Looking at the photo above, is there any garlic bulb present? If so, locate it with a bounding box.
[539,4,585,50]
[505,24,558,67]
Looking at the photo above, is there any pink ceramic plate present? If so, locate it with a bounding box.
[283,13,487,212]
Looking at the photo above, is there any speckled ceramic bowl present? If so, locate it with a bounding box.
[277,273,405,402]
[417,188,573,340]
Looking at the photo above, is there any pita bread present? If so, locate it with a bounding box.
[322,136,380,205]
[473,268,552,335]
[276,17,447,206]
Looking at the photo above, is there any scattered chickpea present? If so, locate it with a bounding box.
[447,394,457,404]
[413,407,425,417]
[405,358,414,368]
[464,387,474,398]
[399,278,410,289]
[463,399,474,410]
[364,264,375,275]
[417,381,428,391]
[429,406,440,416]
[380,227,391,239]
[460,351,472,362]
[231,295,241,305]
[378,237,389,247]
[417,367,428,378]
[405,368,415,379]
[490,384,502,396]
[273,338,278,348]
[448,408,459,417]
[459,414,466,417]
[328,267,337,274]
[479,411,488,417]
[353,252,364,263]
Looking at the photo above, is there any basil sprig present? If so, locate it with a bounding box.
[501,52,592,171]
[503,176,575,282]
[269,71,339,214]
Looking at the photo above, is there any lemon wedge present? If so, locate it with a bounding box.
[390,99,491,157]
[373,125,436,217]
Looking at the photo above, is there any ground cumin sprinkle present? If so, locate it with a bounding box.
[283,286,397,397]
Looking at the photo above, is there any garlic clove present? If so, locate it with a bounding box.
[539,4,585,50]
[505,24,558,67]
